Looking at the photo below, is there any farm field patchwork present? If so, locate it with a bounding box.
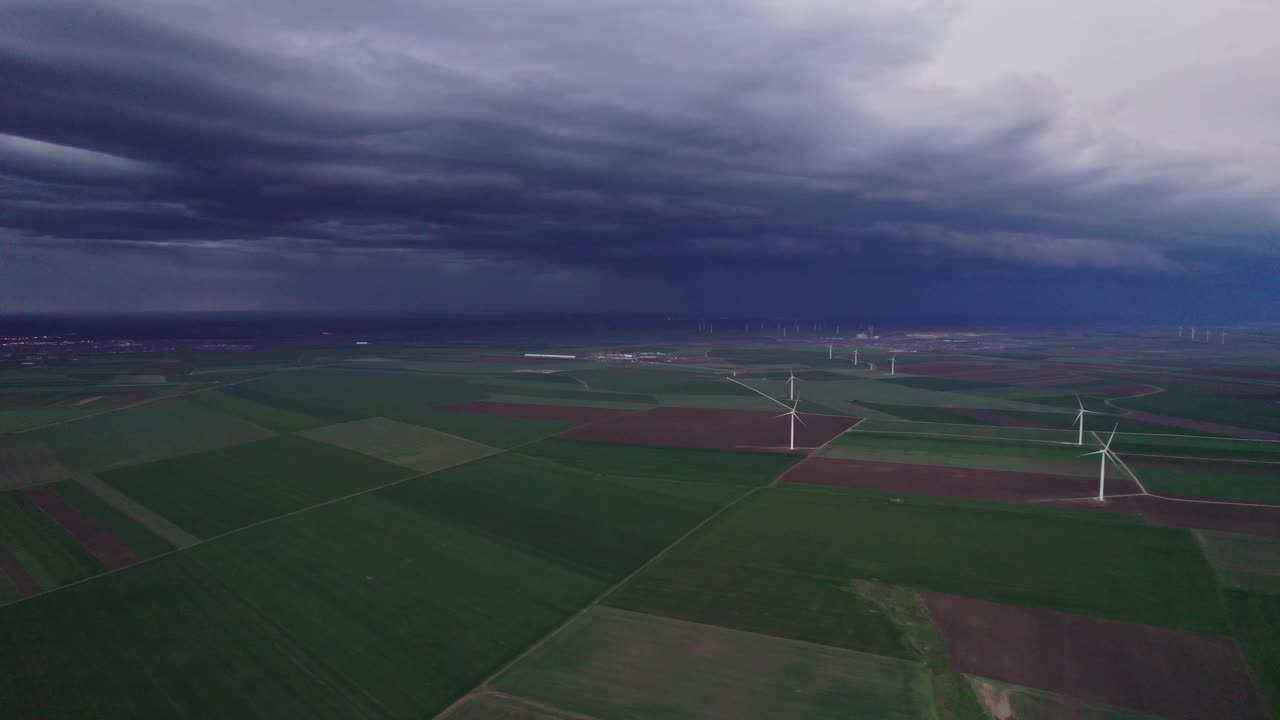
[924,592,1267,720]
[1225,590,1280,719]
[490,606,931,720]
[1110,433,1280,462]
[516,437,799,486]
[185,388,328,432]
[851,418,1077,443]
[966,678,1175,720]
[0,443,69,489]
[300,416,496,472]
[431,400,636,424]
[401,409,575,448]
[0,490,101,592]
[1196,530,1280,594]
[99,435,411,538]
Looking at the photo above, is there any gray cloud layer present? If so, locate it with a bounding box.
[1,0,1276,313]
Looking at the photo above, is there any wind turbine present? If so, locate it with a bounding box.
[1178,326,1183,338]
[890,352,898,375]
[777,398,806,451]
[1221,330,1226,345]
[828,344,833,360]
[853,347,859,365]
[786,367,804,401]
[1082,425,1122,501]
[1072,394,1098,446]
[1191,326,1197,341]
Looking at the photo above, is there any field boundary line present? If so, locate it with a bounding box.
[0,424,573,611]
[1117,453,1280,466]
[771,417,863,487]
[1094,430,1280,509]
[431,474,782,719]
[850,428,1079,446]
[723,377,860,418]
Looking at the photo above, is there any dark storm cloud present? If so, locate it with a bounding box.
[0,0,1277,313]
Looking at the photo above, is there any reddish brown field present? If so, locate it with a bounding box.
[1091,496,1280,538]
[559,406,860,453]
[20,486,139,570]
[943,407,1062,429]
[1121,411,1280,441]
[1083,383,1162,397]
[0,545,40,596]
[0,394,46,409]
[923,592,1268,720]
[783,457,1134,501]
[435,401,637,424]
[0,445,70,490]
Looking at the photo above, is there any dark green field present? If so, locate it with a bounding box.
[1225,590,1280,719]
[100,435,411,538]
[1130,461,1280,503]
[47,480,176,558]
[638,485,1229,632]
[517,438,798,485]
[0,492,101,590]
[186,389,328,432]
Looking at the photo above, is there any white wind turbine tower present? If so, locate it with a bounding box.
[777,398,806,451]
[1191,327,1197,341]
[1082,425,1122,501]
[890,352,898,375]
[785,368,804,401]
[828,344,833,360]
[1072,394,1099,446]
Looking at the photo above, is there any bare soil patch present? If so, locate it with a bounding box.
[20,486,139,570]
[784,457,1132,502]
[435,401,635,425]
[0,545,40,595]
[559,406,859,454]
[1121,411,1280,441]
[1094,496,1280,538]
[103,391,152,407]
[923,592,1268,720]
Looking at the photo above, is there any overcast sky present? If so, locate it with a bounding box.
[2,0,1277,322]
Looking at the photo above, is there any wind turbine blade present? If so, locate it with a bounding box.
[1104,424,1118,449]
[1080,450,1106,457]
[1072,411,1082,426]
[794,414,808,427]
[1076,394,1085,411]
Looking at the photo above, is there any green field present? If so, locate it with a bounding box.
[606,561,913,658]
[0,443,69,489]
[1197,531,1280,594]
[1224,590,1280,719]
[300,417,495,471]
[186,389,327,432]
[517,438,798,486]
[822,431,1096,476]
[230,368,491,423]
[23,398,275,472]
[493,606,930,720]
[641,486,1228,632]
[1110,433,1280,461]
[100,435,411,538]
[1115,385,1280,433]
[0,491,100,591]
[571,368,754,396]
[1129,460,1280,503]
[383,452,741,581]
[880,376,1002,392]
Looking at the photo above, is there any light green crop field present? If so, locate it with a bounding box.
[1129,460,1280,503]
[493,606,931,720]
[570,368,753,396]
[185,389,327,432]
[0,443,70,489]
[23,398,276,472]
[300,417,496,472]
[404,409,574,448]
[646,486,1229,633]
[100,435,411,538]
[821,431,1096,476]
[1197,530,1280,594]
[231,368,491,422]
[0,491,101,591]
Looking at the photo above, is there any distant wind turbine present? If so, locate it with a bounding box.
[1178,326,1183,338]
[828,344,833,360]
[1191,326,1197,341]
[1072,395,1099,446]
[1221,330,1226,345]
[777,398,806,451]
[853,347,859,366]
[1082,425,1122,501]
[890,352,898,375]
[786,367,804,401]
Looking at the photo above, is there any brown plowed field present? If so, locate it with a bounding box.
[1094,495,1280,538]
[783,457,1133,501]
[0,394,45,409]
[559,406,860,453]
[0,445,70,490]
[435,401,636,424]
[20,486,139,570]
[0,545,40,596]
[1121,411,1280,441]
[923,592,1268,720]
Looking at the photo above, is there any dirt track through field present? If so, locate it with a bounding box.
[923,592,1268,720]
[73,473,199,548]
